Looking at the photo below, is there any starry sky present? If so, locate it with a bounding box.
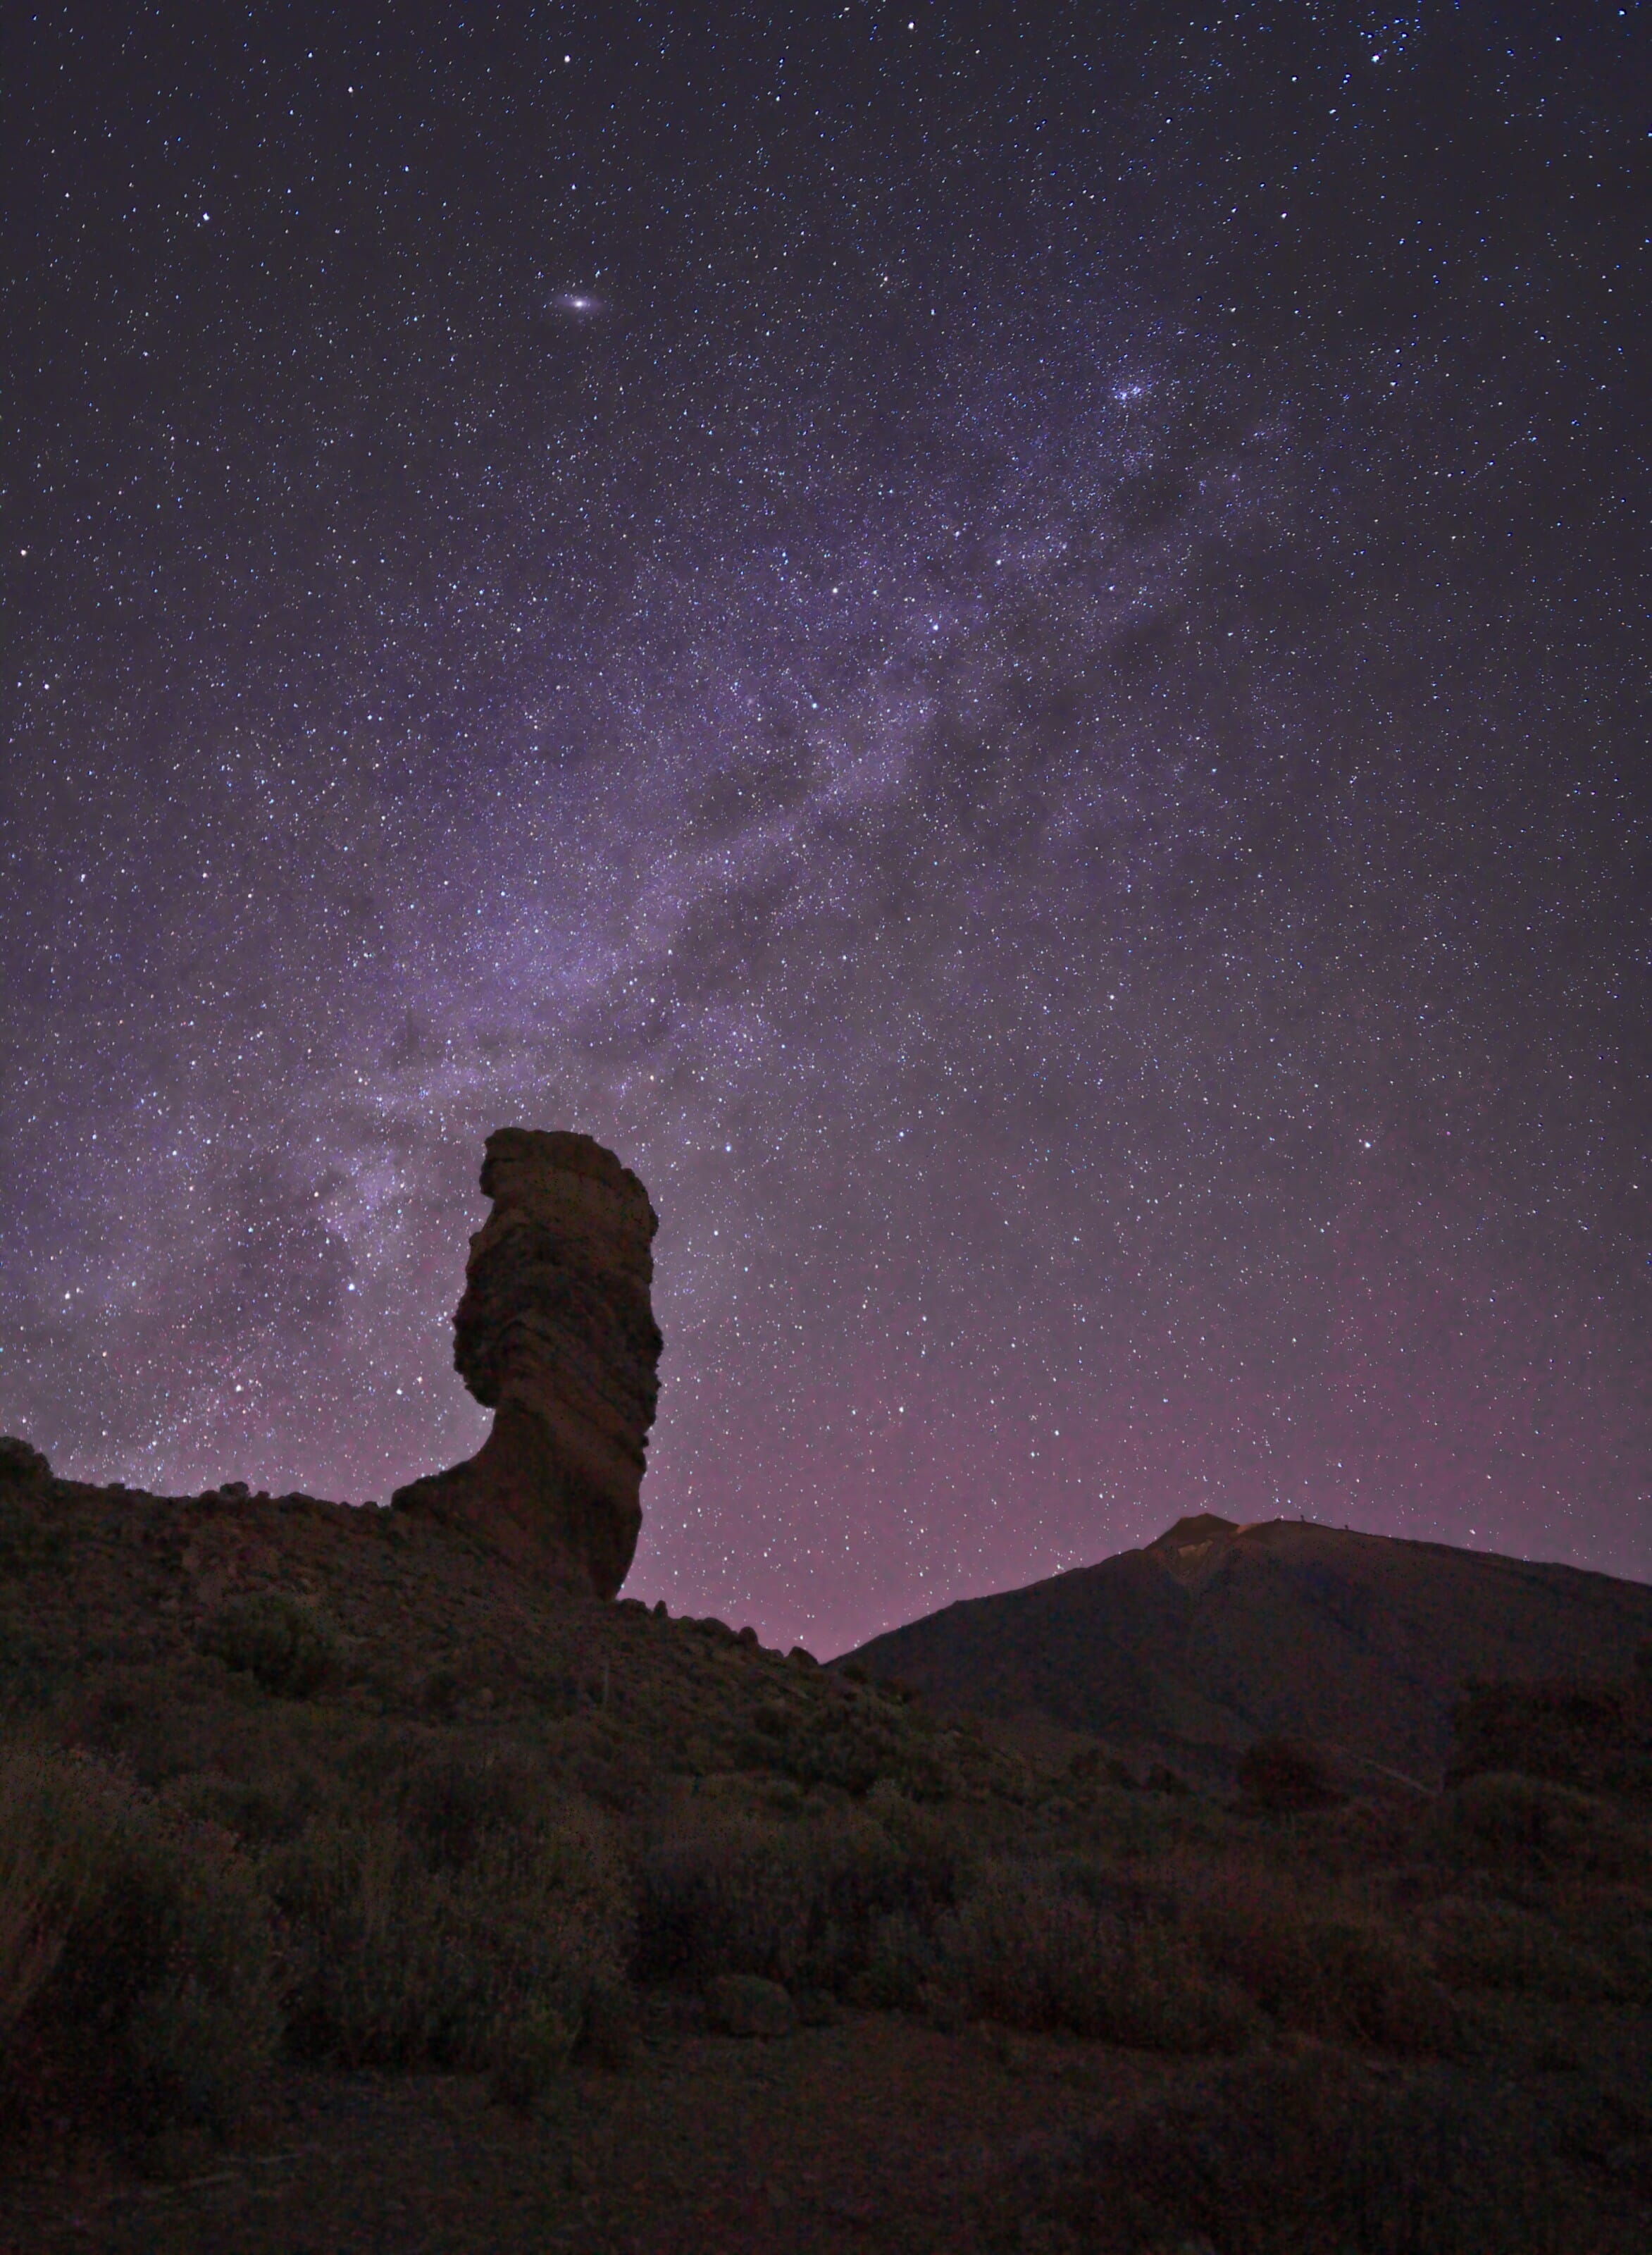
[4,3,1647,1655]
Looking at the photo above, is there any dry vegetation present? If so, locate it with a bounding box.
[2,1462,1651,2250]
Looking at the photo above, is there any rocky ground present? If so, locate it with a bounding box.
[3,2013,1145,2255]
[9,2001,1652,2254]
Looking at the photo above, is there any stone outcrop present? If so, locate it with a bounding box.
[392,1128,662,1598]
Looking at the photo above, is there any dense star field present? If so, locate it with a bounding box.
[4,4,1646,1653]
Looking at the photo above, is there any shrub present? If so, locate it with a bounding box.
[397,1747,544,1871]
[0,1744,278,2146]
[1543,1879,1652,2006]
[168,1765,328,1847]
[1449,1678,1652,1803]
[754,1690,962,1799]
[945,1861,1257,2053]
[1164,1855,1453,2052]
[264,1817,457,2063]
[854,1908,942,2010]
[201,1592,339,1697]
[577,1970,640,2068]
[487,1989,585,2111]
[1,1746,111,2037]
[1238,1735,1342,1812]
[0,1607,53,1713]
[1300,1917,1456,2052]
[1434,1771,1649,1878]
[1425,1895,1623,2003]
[0,1497,67,1576]
[0,1437,51,1489]
[979,2047,1587,2255]
[268,1796,631,2069]
[635,1798,969,1995]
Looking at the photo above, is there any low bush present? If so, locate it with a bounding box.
[1238,1735,1343,1812]
[945,1861,1257,2053]
[1434,1771,1649,1878]
[0,1495,68,1576]
[487,1989,586,2111]
[1427,1894,1624,2003]
[1301,1917,1457,2051]
[1450,1679,1652,1804]
[397,1746,545,1871]
[0,1608,54,1715]
[0,1745,278,2147]
[168,1762,330,1846]
[750,1686,964,1799]
[635,1796,970,1994]
[200,1591,340,1696]
[979,2046,1592,2254]
[1544,1881,1652,2006]
[1165,1853,1453,2052]
[267,1795,630,2068]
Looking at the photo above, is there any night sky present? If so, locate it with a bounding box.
[5,4,1647,1655]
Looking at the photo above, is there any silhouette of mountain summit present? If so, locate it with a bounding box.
[838,1515,1652,1786]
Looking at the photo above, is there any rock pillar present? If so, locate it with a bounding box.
[392,1129,662,1598]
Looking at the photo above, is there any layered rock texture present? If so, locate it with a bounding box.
[392,1128,662,1598]
[838,1513,1652,1788]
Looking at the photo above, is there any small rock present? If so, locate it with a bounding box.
[703,1974,795,2038]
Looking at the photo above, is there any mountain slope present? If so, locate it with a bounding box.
[838,1514,1652,1785]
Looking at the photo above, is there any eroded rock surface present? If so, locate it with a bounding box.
[392,1128,662,1598]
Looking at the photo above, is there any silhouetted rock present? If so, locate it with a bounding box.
[0,1437,51,1490]
[392,1129,662,1598]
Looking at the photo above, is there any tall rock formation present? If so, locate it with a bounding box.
[392,1128,662,1598]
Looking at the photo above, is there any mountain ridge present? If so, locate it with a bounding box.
[837,1514,1652,1786]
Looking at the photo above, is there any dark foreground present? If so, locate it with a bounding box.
[9,1992,1652,2255]
[4,1457,1651,2252]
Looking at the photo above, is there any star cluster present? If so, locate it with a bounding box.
[4,4,1646,1653]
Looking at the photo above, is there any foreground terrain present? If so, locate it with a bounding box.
[4,1441,1651,2252]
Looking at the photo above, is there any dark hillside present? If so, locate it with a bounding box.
[839,1514,1652,1786]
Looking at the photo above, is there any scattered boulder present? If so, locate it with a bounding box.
[392,1129,662,1599]
[703,1974,795,2038]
